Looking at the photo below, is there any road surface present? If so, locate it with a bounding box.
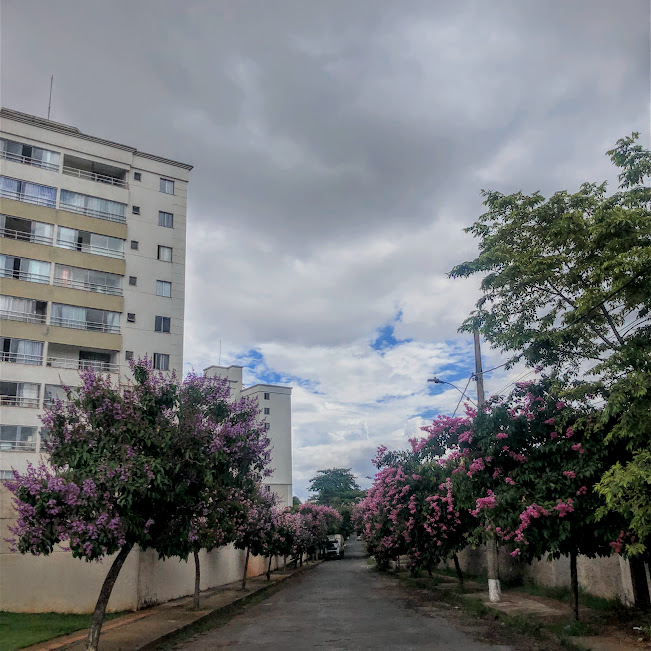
[173,540,513,650]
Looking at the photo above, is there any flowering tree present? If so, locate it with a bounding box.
[297,503,342,560]
[453,380,622,619]
[233,487,277,589]
[7,361,271,649]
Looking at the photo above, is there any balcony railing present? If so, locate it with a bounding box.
[59,201,127,224]
[0,268,50,284]
[56,239,124,259]
[62,165,128,189]
[0,351,43,365]
[0,149,60,171]
[0,440,37,451]
[0,395,40,408]
[0,225,53,246]
[0,309,46,324]
[47,357,119,373]
[0,188,56,208]
[49,315,120,334]
[53,277,122,296]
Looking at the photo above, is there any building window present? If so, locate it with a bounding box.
[157,245,172,262]
[264,407,270,415]
[158,211,173,228]
[264,423,270,431]
[0,470,14,481]
[57,226,124,259]
[0,254,51,284]
[160,178,174,194]
[156,280,172,297]
[153,353,169,370]
[130,240,139,250]
[155,316,171,333]
[59,190,126,223]
[53,264,122,295]
[1,338,44,365]
[127,313,136,323]
[1,138,60,170]
[134,172,142,181]
[0,176,57,208]
[129,276,137,286]
[264,392,270,400]
[132,206,140,215]
[0,425,38,451]
[125,350,134,361]
[50,303,120,333]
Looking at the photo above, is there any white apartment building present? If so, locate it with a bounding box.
[0,108,191,478]
[204,365,292,508]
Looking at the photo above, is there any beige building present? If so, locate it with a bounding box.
[204,364,293,508]
[0,108,191,478]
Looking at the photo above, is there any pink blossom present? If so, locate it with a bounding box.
[496,432,508,440]
[562,470,576,479]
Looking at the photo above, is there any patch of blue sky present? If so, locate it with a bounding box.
[234,348,321,392]
[370,311,412,352]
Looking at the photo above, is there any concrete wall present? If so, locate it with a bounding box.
[1,483,284,614]
[446,541,641,605]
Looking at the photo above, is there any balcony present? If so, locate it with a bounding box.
[0,395,39,408]
[59,190,127,224]
[53,272,122,296]
[62,155,128,189]
[0,308,47,324]
[0,267,50,285]
[0,139,60,172]
[0,178,57,208]
[49,314,120,334]
[62,166,128,189]
[0,215,54,246]
[0,350,43,365]
[47,356,119,373]
[0,439,37,452]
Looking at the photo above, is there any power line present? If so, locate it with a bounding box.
[452,375,474,417]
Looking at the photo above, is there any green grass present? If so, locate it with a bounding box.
[0,611,127,651]
[518,583,621,612]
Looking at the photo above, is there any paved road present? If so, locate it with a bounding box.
[174,540,513,650]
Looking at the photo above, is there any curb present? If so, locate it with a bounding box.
[26,561,321,651]
[139,561,321,651]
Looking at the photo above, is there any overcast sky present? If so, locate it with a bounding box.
[2,0,649,499]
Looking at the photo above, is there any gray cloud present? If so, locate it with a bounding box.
[2,0,649,497]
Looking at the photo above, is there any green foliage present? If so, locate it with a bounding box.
[308,468,364,507]
[450,134,651,554]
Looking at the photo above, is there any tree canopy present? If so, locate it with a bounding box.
[449,133,651,555]
[308,467,364,507]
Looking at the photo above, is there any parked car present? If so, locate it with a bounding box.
[325,534,345,559]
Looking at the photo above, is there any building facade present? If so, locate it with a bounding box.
[204,365,292,508]
[0,108,191,478]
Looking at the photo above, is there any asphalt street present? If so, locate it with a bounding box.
[173,540,514,650]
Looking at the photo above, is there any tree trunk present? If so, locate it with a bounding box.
[487,532,501,603]
[426,562,433,579]
[193,550,201,610]
[266,554,273,581]
[299,553,303,567]
[241,547,250,590]
[570,549,579,621]
[86,545,132,651]
[630,556,650,610]
[453,554,464,586]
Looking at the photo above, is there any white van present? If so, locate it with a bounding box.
[325,534,345,559]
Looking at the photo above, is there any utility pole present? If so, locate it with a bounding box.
[474,328,501,603]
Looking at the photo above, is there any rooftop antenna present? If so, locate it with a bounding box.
[47,75,54,120]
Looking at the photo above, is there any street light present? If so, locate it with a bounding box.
[427,376,477,406]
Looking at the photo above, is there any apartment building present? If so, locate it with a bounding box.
[0,108,192,478]
[204,365,293,508]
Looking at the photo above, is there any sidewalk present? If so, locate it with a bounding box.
[23,562,320,651]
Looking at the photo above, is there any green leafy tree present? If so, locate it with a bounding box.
[449,134,651,569]
[308,468,364,507]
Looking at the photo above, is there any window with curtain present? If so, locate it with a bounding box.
[51,303,87,328]
[0,425,37,450]
[153,353,170,370]
[156,280,172,297]
[159,178,174,194]
[0,138,60,169]
[158,211,173,228]
[23,259,51,283]
[0,295,45,321]
[157,245,172,262]
[60,190,126,222]
[0,176,57,207]
[1,338,44,364]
